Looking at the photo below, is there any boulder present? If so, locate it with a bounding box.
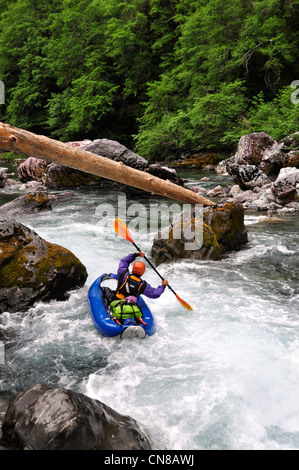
[203,202,248,252]
[17,157,49,183]
[13,138,183,193]
[151,202,248,265]
[226,162,271,190]
[0,191,51,218]
[260,143,287,180]
[45,163,104,189]
[0,384,153,450]
[145,164,184,187]
[0,168,8,188]
[0,219,87,313]
[207,185,226,197]
[271,167,299,203]
[45,162,184,193]
[81,138,149,171]
[234,132,276,166]
[227,132,296,189]
[284,151,299,168]
[279,132,299,151]
[215,156,234,175]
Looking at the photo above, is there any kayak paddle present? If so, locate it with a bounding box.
[113,218,193,311]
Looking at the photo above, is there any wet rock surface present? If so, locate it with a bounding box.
[0,384,153,450]
[0,219,87,313]
[151,202,248,265]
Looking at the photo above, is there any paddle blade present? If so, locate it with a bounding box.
[113,218,134,243]
[175,293,193,311]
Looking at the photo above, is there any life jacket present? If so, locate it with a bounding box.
[115,270,146,300]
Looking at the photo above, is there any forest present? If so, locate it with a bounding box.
[0,0,298,160]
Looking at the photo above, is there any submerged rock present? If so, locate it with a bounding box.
[151,202,248,265]
[0,384,153,450]
[0,191,51,218]
[0,220,87,313]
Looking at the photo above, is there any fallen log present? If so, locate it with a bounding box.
[0,122,215,206]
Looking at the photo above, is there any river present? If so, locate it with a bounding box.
[0,164,299,450]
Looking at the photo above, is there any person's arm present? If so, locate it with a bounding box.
[142,282,167,299]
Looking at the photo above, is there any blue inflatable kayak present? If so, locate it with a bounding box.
[88,273,156,339]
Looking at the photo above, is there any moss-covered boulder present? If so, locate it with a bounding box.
[0,191,51,219]
[0,219,87,313]
[151,202,248,265]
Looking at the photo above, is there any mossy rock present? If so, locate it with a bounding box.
[0,220,87,313]
[203,202,248,252]
[0,191,51,219]
[151,202,248,265]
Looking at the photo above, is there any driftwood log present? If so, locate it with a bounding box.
[0,122,215,206]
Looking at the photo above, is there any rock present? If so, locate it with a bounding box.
[226,162,271,190]
[228,184,243,197]
[45,161,183,195]
[0,384,153,450]
[284,151,299,168]
[0,323,16,343]
[173,153,220,169]
[145,164,184,187]
[202,164,216,171]
[190,186,208,196]
[271,167,299,203]
[0,220,87,313]
[279,132,299,151]
[207,185,226,197]
[81,138,149,171]
[151,202,248,265]
[226,133,299,209]
[260,143,287,180]
[151,206,222,265]
[45,163,104,189]
[13,138,184,194]
[0,168,9,188]
[233,189,258,204]
[203,202,248,252]
[17,157,49,183]
[215,156,234,175]
[234,132,276,166]
[0,191,51,219]
[68,139,92,148]
[4,178,18,187]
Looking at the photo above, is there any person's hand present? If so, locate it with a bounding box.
[162,280,168,286]
[137,251,145,257]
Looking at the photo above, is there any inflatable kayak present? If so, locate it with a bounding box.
[88,273,156,339]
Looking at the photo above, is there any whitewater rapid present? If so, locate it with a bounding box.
[1,177,299,450]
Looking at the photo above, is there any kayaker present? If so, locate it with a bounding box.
[115,252,168,301]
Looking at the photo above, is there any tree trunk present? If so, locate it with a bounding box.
[0,122,215,206]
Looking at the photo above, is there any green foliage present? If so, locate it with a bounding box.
[0,0,298,157]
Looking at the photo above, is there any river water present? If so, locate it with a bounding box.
[0,166,299,450]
